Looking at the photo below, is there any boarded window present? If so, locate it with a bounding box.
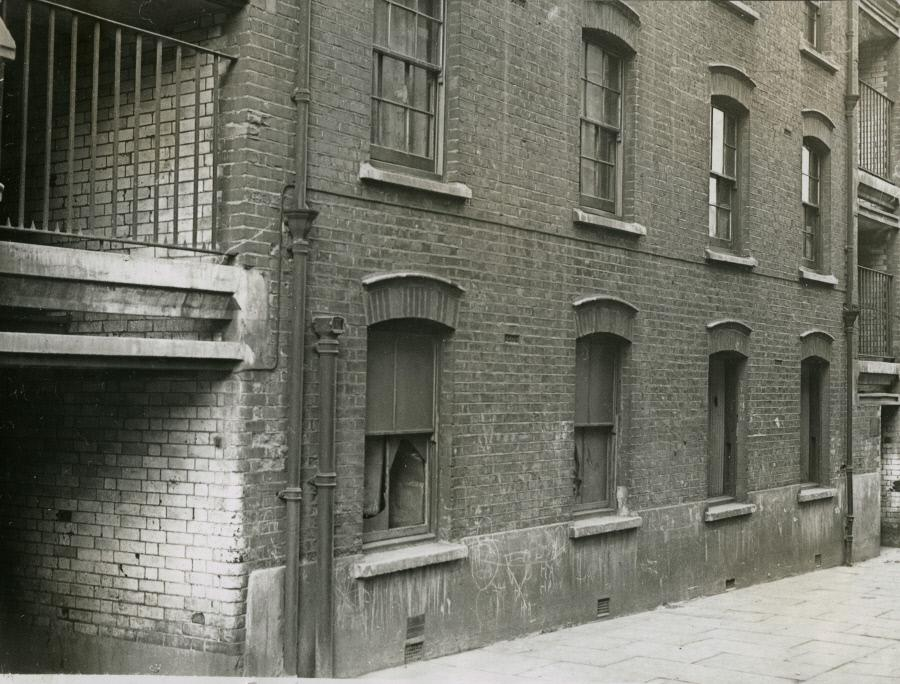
[708,353,741,497]
[574,335,619,510]
[801,358,827,484]
[364,325,438,540]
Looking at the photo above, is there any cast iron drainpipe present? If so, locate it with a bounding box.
[279,0,316,674]
[843,0,860,567]
[313,315,345,678]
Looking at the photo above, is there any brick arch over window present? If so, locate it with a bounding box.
[707,319,752,357]
[800,329,834,363]
[801,109,835,150]
[362,272,465,329]
[573,295,638,340]
[709,64,756,110]
[583,0,640,50]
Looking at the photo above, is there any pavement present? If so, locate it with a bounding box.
[363,547,900,683]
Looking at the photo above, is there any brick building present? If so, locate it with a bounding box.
[0,0,897,678]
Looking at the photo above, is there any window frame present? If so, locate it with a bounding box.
[708,103,740,248]
[363,322,443,546]
[573,333,622,514]
[370,0,446,176]
[805,1,821,50]
[801,142,822,269]
[800,356,828,485]
[579,40,625,215]
[707,351,744,499]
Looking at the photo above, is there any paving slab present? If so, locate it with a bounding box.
[365,548,900,682]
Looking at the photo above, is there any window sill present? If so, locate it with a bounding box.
[572,208,647,237]
[351,541,468,579]
[799,267,838,287]
[359,162,472,200]
[705,247,758,269]
[800,46,839,75]
[704,501,756,522]
[715,0,760,22]
[568,514,643,539]
[798,486,837,503]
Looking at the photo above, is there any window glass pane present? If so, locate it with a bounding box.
[717,207,731,240]
[584,82,603,122]
[375,0,389,45]
[708,204,717,237]
[388,436,427,528]
[585,43,604,83]
[804,231,815,262]
[380,55,408,104]
[363,436,387,520]
[378,101,407,152]
[580,158,596,199]
[598,164,615,203]
[802,145,810,176]
[575,426,610,506]
[709,176,718,206]
[605,53,621,91]
[604,89,620,127]
[724,146,736,178]
[724,112,736,146]
[408,66,432,112]
[366,332,396,432]
[802,147,810,203]
[418,0,441,19]
[389,4,416,55]
[409,111,433,158]
[575,338,591,425]
[587,338,616,423]
[599,129,617,163]
[808,177,819,205]
[717,178,732,208]
[416,15,440,64]
[711,107,724,174]
[581,121,597,160]
[394,334,435,432]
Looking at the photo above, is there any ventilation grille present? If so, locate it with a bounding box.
[596,597,610,618]
[725,578,736,590]
[815,553,823,568]
[404,641,424,664]
[404,614,425,664]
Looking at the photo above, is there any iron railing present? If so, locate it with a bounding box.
[859,265,894,359]
[859,80,893,180]
[0,0,235,250]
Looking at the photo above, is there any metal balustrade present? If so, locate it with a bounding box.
[859,80,893,180]
[859,265,894,359]
[0,0,234,251]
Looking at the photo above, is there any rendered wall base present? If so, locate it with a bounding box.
[332,480,876,678]
[244,566,284,677]
[0,614,240,675]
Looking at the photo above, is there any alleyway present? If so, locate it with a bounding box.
[364,548,900,683]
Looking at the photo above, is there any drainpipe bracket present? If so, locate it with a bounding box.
[292,87,311,104]
[278,487,303,502]
[309,472,337,490]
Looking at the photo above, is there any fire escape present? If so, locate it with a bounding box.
[0,0,264,372]
[857,0,900,401]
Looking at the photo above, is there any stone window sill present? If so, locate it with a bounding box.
[569,514,643,539]
[798,486,837,503]
[359,161,472,200]
[573,208,647,237]
[705,247,758,269]
[799,267,838,287]
[715,0,760,22]
[351,541,468,579]
[800,46,839,75]
[704,501,756,522]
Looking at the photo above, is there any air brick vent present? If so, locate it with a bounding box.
[725,578,736,590]
[404,614,425,664]
[596,597,610,618]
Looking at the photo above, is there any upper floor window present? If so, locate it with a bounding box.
[709,104,739,245]
[364,321,442,543]
[575,333,622,511]
[371,0,444,174]
[580,42,623,214]
[805,1,821,50]
[802,142,822,267]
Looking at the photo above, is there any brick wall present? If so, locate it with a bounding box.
[302,0,853,553]
[0,368,247,655]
